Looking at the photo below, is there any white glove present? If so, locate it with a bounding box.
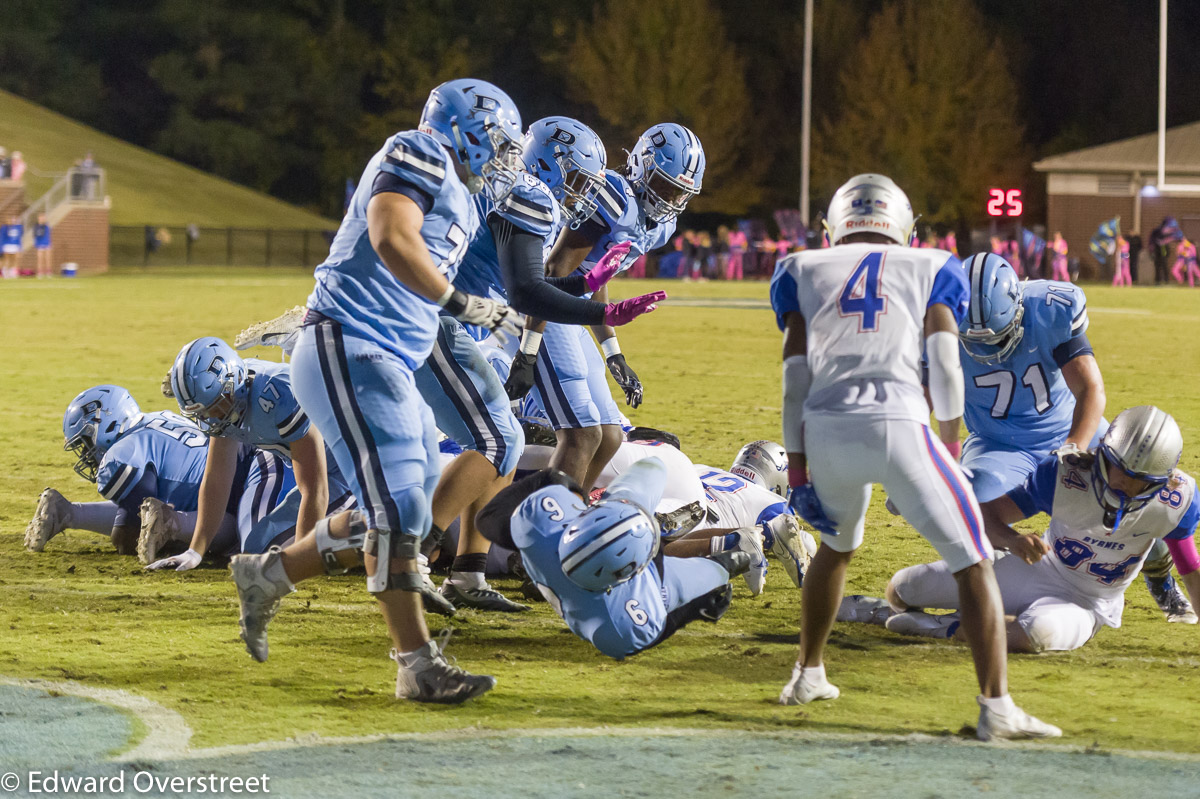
[438,288,523,346]
[147,548,202,572]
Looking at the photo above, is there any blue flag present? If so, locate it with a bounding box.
[1089,216,1120,264]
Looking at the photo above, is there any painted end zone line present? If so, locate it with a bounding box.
[5,676,1200,765]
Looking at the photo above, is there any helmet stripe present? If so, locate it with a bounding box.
[561,516,646,575]
[969,255,986,327]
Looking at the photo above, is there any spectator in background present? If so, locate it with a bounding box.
[34,214,52,278]
[1173,237,1198,286]
[0,148,9,179]
[1050,232,1070,281]
[940,230,958,256]
[696,230,713,279]
[1127,230,1143,284]
[2,215,22,278]
[9,151,25,182]
[715,225,730,278]
[1151,224,1172,284]
[726,226,746,280]
[78,152,100,200]
[627,252,647,279]
[1112,234,1132,286]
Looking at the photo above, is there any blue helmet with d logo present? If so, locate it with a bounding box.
[522,116,607,229]
[625,123,705,223]
[558,498,658,592]
[960,253,1025,364]
[419,78,523,202]
[169,337,249,436]
[63,385,141,481]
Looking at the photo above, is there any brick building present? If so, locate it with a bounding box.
[1033,120,1200,280]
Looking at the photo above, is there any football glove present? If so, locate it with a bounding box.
[439,289,523,346]
[586,241,632,293]
[788,485,837,536]
[504,351,538,400]
[606,353,643,408]
[147,548,202,572]
[603,291,666,327]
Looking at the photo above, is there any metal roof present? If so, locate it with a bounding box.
[1033,120,1200,173]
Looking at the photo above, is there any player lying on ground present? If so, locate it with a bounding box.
[954,253,1193,623]
[504,123,703,491]
[146,338,355,572]
[28,385,290,562]
[843,406,1200,652]
[770,173,1059,741]
[472,457,749,659]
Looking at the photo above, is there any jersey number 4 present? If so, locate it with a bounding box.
[837,252,888,332]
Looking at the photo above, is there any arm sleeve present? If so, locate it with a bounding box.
[371,133,450,214]
[925,330,964,421]
[927,255,969,325]
[1005,456,1058,517]
[769,261,801,332]
[544,273,589,296]
[490,216,606,324]
[111,469,160,528]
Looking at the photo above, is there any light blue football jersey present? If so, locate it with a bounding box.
[96,411,209,510]
[962,280,1089,451]
[212,360,310,456]
[577,170,675,286]
[454,173,561,304]
[512,484,670,659]
[307,130,479,369]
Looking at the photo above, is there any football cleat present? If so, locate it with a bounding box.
[1147,576,1198,624]
[837,594,895,625]
[137,498,182,566]
[25,488,73,552]
[779,663,840,705]
[439,579,529,613]
[420,572,457,617]
[762,514,816,588]
[230,547,294,662]
[655,500,707,539]
[736,527,768,596]
[885,610,960,638]
[233,305,307,353]
[976,698,1062,741]
[392,631,496,704]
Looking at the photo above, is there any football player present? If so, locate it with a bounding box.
[880,407,1199,652]
[474,457,749,659]
[34,385,287,561]
[770,174,1059,741]
[506,124,703,491]
[231,79,522,702]
[414,115,663,613]
[146,338,356,572]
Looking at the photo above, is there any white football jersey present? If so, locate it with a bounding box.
[597,441,706,515]
[1011,453,1199,626]
[693,465,788,530]
[770,243,967,423]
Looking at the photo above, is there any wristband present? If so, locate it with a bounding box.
[435,284,456,307]
[600,338,621,359]
[945,439,961,460]
[519,330,543,357]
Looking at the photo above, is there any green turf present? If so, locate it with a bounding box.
[0,90,334,228]
[1,273,1198,753]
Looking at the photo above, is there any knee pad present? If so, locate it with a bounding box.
[313,513,367,576]
[420,523,447,559]
[363,527,422,594]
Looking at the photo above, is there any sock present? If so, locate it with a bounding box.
[710,533,740,554]
[70,502,119,534]
[263,550,295,592]
[945,618,961,638]
[397,640,437,665]
[760,522,777,550]
[800,664,826,684]
[979,693,1016,715]
[449,554,489,589]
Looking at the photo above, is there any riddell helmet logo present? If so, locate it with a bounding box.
[846,219,890,230]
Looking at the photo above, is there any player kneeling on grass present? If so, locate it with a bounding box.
[145,337,355,572]
[474,457,749,659]
[845,406,1200,652]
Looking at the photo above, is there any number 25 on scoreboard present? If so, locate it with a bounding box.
[987,188,1023,217]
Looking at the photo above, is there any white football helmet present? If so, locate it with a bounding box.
[824,173,915,247]
[1093,406,1183,527]
[731,440,788,496]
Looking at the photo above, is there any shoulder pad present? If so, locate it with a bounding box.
[493,176,558,237]
[1027,280,1088,344]
[592,170,634,231]
[378,130,450,192]
[96,444,144,502]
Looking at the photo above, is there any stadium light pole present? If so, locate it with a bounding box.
[1158,0,1200,192]
[800,0,813,223]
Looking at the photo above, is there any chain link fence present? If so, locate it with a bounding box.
[110,225,334,267]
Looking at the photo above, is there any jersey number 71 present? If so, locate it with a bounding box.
[838,252,888,332]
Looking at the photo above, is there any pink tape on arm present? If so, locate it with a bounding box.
[1166,536,1200,576]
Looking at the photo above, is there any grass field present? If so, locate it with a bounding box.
[2,272,1199,762]
[0,90,334,228]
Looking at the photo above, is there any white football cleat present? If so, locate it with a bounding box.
[885,610,960,639]
[230,547,294,662]
[779,663,840,705]
[137,498,181,566]
[25,488,73,552]
[976,698,1062,741]
[763,514,816,588]
[392,631,496,704]
[837,594,895,625]
[736,527,768,596]
[234,306,307,354]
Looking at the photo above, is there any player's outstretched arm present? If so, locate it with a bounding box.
[1061,353,1106,449]
[979,496,1048,564]
[289,428,329,541]
[148,437,239,571]
[924,303,965,458]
